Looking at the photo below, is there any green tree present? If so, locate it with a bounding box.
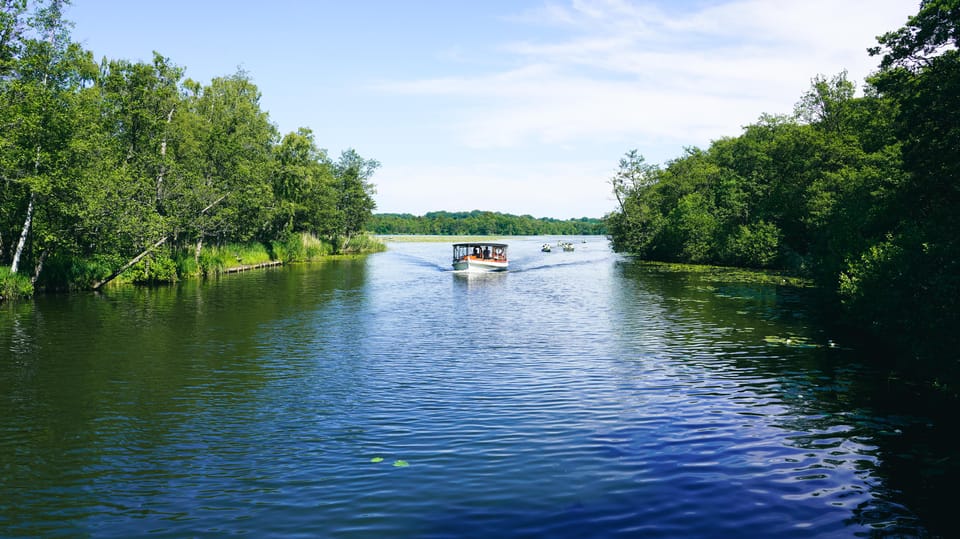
[323,148,378,246]
[794,70,856,135]
[1,0,96,279]
[846,0,960,359]
[184,70,278,249]
[87,54,184,258]
[271,127,335,236]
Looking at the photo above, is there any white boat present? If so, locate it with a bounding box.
[452,242,508,272]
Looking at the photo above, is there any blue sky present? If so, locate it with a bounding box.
[66,0,918,219]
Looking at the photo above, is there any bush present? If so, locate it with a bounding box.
[34,253,123,290]
[0,267,34,300]
[129,253,179,284]
[176,253,199,278]
[725,221,781,268]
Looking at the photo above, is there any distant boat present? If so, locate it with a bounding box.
[452,242,508,272]
[541,243,552,252]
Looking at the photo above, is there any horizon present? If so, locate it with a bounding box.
[372,209,606,220]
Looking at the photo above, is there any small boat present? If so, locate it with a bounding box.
[452,242,508,272]
[541,243,552,252]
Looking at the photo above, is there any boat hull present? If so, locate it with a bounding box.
[452,258,508,272]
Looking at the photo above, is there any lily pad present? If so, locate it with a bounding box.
[393,460,409,467]
[370,456,384,463]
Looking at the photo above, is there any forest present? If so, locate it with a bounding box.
[1,0,381,299]
[605,0,959,371]
[369,211,606,236]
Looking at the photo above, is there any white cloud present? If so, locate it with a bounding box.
[378,0,915,155]
[375,160,618,219]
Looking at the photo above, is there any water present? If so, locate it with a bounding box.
[0,237,954,537]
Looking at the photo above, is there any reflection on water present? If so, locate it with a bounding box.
[0,237,954,537]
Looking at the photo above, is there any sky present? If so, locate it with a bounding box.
[65,0,919,219]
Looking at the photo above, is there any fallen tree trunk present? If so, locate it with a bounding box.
[92,195,226,290]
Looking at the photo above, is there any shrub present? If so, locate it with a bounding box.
[0,267,34,300]
[725,221,781,268]
[129,253,179,284]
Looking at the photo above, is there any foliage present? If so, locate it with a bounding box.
[369,211,606,236]
[340,234,386,254]
[0,0,381,297]
[188,242,272,276]
[607,0,960,366]
[129,252,179,284]
[0,265,33,299]
[724,221,781,269]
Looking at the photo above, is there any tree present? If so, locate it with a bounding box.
[846,0,960,359]
[271,127,335,236]
[2,0,97,278]
[184,70,278,248]
[794,70,856,135]
[324,148,378,245]
[88,54,185,259]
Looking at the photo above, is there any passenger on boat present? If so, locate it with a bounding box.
[483,246,491,259]
[473,247,481,258]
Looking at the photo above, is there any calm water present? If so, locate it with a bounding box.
[0,237,954,538]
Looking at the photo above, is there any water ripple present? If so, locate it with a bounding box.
[0,238,945,537]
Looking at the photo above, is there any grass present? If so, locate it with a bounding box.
[0,266,34,301]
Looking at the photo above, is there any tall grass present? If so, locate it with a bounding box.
[272,232,335,262]
[0,266,33,301]
[183,242,275,277]
[339,234,387,254]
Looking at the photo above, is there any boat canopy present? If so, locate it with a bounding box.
[452,242,507,260]
[452,242,508,249]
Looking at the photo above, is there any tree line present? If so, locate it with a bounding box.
[605,0,959,368]
[369,210,606,236]
[1,0,380,298]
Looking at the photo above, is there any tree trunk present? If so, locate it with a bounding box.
[31,249,48,285]
[194,236,203,264]
[156,106,175,208]
[10,192,35,274]
[91,235,169,290]
[92,194,226,290]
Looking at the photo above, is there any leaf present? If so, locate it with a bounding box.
[392,460,409,467]
[370,456,384,463]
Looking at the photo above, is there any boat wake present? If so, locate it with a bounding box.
[390,252,449,272]
[511,257,610,273]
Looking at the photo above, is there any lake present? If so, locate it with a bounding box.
[0,237,953,537]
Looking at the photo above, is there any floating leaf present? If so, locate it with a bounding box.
[370,456,384,463]
[393,460,409,467]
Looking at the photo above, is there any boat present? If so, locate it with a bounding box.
[541,243,552,252]
[452,242,508,272]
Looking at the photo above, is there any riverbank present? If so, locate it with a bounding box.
[0,232,386,302]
